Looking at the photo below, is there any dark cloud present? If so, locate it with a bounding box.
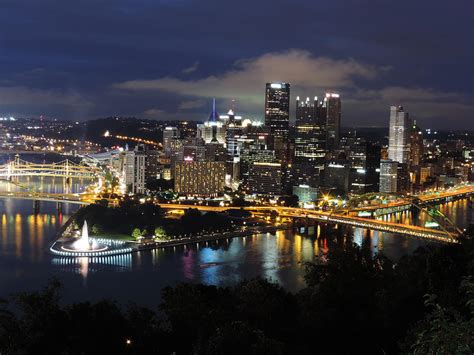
[0,0,471,128]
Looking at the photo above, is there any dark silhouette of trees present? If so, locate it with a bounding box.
[1,239,473,354]
[277,195,299,207]
[145,177,173,192]
[75,202,235,237]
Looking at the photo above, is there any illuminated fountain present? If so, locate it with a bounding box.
[73,220,93,250]
[50,220,134,257]
[60,220,108,253]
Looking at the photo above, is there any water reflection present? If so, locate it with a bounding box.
[0,210,74,260]
[0,178,472,303]
[378,199,470,229]
[51,254,133,279]
[0,175,93,195]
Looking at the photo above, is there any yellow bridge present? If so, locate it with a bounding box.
[0,156,99,179]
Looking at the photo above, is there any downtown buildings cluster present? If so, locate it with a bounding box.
[95,82,474,205]
[4,83,471,205]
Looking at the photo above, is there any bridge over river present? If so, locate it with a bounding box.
[1,181,472,244]
[0,156,99,179]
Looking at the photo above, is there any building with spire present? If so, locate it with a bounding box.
[197,99,226,145]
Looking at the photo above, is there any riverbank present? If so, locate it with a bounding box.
[54,208,289,256]
[136,224,289,251]
[51,224,289,257]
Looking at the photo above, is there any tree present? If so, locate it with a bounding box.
[298,241,395,354]
[277,195,299,207]
[146,178,173,192]
[205,321,283,355]
[10,279,68,353]
[132,228,143,240]
[231,197,250,207]
[180,209,203,233]
[91,224,102,235]
[154,226,169,241]
[405,277,474,354]
[104,171,119,194]
[96,199,109,208]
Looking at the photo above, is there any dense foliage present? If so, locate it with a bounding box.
[75,201,235,237]
[1,238,472,354]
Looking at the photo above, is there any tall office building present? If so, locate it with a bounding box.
[144,148,160,181]
[324,93,341,151]
[324,158,351,193]
[264,82,290,161]
[181,137,206,162]
[379,159,398,193]
[248,162,283,195]
[348,139,381,194]
[163,126,180,158]
[293,96,327,186]
[222,108,244,186]
[123,144,146,194]
[410,121,423,168]
[388,106,411,164]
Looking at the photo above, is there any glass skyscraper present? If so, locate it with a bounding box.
[388,105,411,164]
[293,96,327,186]
[324,93,341,151]
[264,82,290,162]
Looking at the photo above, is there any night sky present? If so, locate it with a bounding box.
[0,0,472,128]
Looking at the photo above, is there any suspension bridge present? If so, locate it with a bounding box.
[0,155,100,179]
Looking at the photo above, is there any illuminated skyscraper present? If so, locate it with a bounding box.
[265,82,290,136]
[388,105,411,164]
[379,159,398,193]
[348,139,381,194]
[163,126,180,158]
[324,93,341,151]
[248,162,283,195]
[410,120,424,168]
[293,96,326,186]
[123,144,146,194]
[264,83,290,161]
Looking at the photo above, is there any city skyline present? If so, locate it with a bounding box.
[0,2,473,353]
[0,1,472,128]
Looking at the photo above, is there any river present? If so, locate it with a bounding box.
[0,176,471,306]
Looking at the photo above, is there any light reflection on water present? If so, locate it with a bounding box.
[52,254,133,279]
[0,176,472,304]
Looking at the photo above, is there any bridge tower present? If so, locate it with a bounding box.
[6,162,12,180]
[65,159,70,178]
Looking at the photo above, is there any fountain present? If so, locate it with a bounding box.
[50,220,134,257]
[60,220,108,253]
[73,220,92,250]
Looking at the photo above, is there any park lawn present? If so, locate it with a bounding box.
[94,232,134,241]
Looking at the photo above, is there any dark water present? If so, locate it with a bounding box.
[0,177,471,306]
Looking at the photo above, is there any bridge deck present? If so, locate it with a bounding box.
[1,186,471,243]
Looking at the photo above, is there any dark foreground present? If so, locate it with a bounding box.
[0,238,473,355]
